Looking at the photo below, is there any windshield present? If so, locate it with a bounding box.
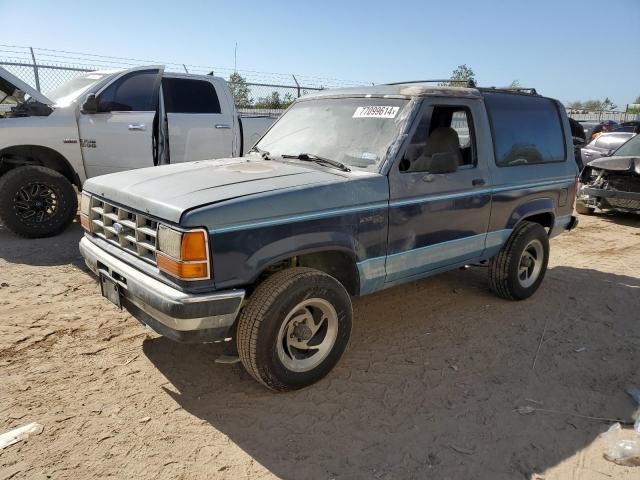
[614,134,640,157]
[47,72,113,107]
[255,97,410,171]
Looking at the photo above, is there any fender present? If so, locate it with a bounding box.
[211,228,362,291]
[505,197,555,230]
[0,144,82,188]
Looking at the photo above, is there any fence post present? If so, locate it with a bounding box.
[292,74,301,98]
[29,47,41,92]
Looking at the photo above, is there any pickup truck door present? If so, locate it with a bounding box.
[385,98,493,284]
[162,75,235,163]
[78,66,164,178]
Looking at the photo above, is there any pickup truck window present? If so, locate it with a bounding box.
[47,72,110,107]
[402,105,476,172]
[98,71,158,112]
[255,97,409,170]
[162,78,221,114]
[484,92,565,166]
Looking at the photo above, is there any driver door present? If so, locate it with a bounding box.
[78,66,164,178]
[385,98,492,284]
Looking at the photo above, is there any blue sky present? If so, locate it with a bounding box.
[2,0,640,107]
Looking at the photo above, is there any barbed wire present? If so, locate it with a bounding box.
[0,44,368,88]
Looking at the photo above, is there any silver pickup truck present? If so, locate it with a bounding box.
[80,82,578,391]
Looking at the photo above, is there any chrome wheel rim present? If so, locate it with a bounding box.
[518,239,544,288]
[13,182,59,224]
[276,298,338,373]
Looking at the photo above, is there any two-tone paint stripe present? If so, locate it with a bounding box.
[209,177,575,234]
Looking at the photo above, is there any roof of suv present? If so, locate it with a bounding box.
[303,84,483,100]
[302,83,546,102]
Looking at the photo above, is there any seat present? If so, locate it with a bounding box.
[408,127,463,172]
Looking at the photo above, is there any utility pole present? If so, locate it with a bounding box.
[234,43,238,72]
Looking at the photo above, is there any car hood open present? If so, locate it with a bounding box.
[587,156,640,175]
[0,66,53,106]
[83,157,347,223]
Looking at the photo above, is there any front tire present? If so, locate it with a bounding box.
[0,166,77,238]
[237,267,352,391]
[488,221,550,300]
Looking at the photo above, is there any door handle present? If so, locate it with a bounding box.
[472,178,486,186]
[215,124,231,129]
[128,124,146,131]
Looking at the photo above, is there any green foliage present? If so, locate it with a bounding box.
[439,64,476,87]
[228,72,252,108]
[566,98,617,112]
[254,91,296,110]
[509,79,521,88]
[228,72,296,110]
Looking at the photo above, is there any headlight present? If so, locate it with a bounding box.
[156,226,210,280]
[80,192,92,232]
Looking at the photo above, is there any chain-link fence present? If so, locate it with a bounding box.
[0,44,367,116]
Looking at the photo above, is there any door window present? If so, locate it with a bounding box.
[162,78,221,114]
[98,70,158,112]
[400,105,476,172]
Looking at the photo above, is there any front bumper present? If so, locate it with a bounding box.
[79,237,245,343]
[578,186,640,211]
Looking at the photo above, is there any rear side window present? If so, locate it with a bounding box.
[163,78,221,114]
[98,70,158,112]
[484,92,566,166]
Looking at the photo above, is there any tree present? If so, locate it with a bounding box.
[439,64,476,87]
[509,79,522,88]
[566,101,583,110]
[601,97,617,111]
[227,72,252,108]
[582,100,602,111]
[634,95,640,104]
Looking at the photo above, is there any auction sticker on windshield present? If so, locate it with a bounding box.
[353,106,399,119]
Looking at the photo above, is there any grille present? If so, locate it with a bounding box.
[89,197,158,264]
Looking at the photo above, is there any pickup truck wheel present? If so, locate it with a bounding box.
[0,166,77,238]
[488,221,549,300]
[237,267,352,391]
[575,202,595,215]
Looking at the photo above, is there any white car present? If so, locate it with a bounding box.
[0,65,276,237]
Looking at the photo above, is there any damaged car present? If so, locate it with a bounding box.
[576,133,640,215]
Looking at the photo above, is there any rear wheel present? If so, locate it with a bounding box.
[237,267,352,391]
[0,166,77,238]
[488,221,550,300]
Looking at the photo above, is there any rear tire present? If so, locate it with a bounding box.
[575,202,595,215]
[237,267,352,391]
[0,166,77,238]
[488,221,549,300]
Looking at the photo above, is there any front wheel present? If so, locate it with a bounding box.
[237,267,352,391]
[488,221,550,300]
[0,166,77,238]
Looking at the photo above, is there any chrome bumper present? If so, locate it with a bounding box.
[79,236,244,343]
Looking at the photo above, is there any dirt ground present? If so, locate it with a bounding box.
[1,212,639,480]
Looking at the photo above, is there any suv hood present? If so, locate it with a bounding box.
[0,66,53,106]
[83,157,347,223]
[587,156,640,175]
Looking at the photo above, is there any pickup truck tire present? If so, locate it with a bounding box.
[575,202,595,215]
[488,221,549,300]
[0,166,78,238]
[237,267,352,391]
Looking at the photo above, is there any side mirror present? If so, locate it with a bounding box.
[573,137,586,148]
[429,151,458,174]
[81,93,98,114]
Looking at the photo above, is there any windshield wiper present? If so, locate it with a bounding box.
[249,146,272,160]
[281,153,351,172]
